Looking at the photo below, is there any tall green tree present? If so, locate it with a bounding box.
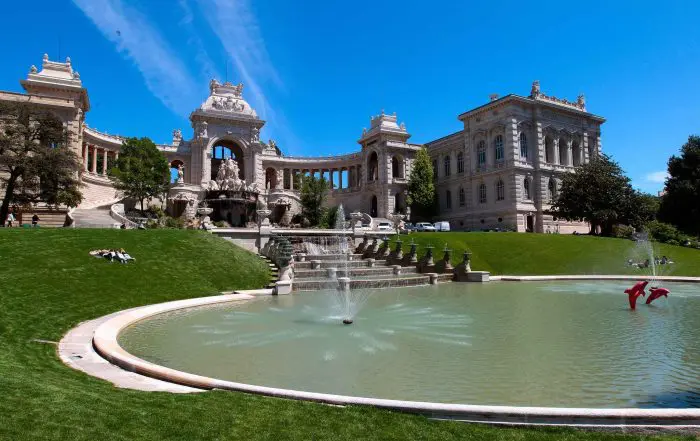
[550,154,637,236]
[108,137,169,213]
[299,174,329,227]
[0,102,83,221]
[407,147,436,221]
[659,135,700,235]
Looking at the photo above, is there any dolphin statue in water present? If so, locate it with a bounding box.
[646,287,670,305]
[624,281,649,310]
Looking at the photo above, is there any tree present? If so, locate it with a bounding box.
[659,135,700,235]
[299,174,329,227]
[108,137,169,213]
[407,147,436,221]
[549,154,637,236]
[0,101,83,222]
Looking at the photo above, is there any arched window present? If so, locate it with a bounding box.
[392,156,404,178]
[494,135,504,162]
[170,160,184,184]
[445,190,452,209]
[265,167,277,189]
[545,136,554,163]
[444,155,451,177]
[432,158,438,179]
[457,152,464,173]
[548,179,557,201]
[523,178,531,200]
[477,140,486,167]
[520,132,528,160]
[496,179,505,201]
[368,152,378,182]
[459,187,465,206]
[479,183,487,204]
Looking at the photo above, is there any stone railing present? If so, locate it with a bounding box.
[110,203,138,228]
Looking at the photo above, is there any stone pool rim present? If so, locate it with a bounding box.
[90,275,700,429]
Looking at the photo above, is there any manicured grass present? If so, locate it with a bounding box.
[0,229,694,440]
[405,232,700,276]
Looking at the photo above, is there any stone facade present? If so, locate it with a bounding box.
[1,55,605,231]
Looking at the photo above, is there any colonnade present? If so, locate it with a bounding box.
[265,164,363,191]
[82,144,119,175]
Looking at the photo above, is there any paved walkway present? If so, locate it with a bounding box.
[58,308,202,393]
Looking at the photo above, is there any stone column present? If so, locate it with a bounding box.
[290,169,295,190]
[582,132,590,164]
[276,169,283,190]
[83,144,89,171]
[339,168,344,190]
[553,139,560,165]
[102,149,109,175]
[91,147,98,174]
[566,140,573,166]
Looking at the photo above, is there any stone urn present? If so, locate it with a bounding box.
[350,212,363,230]
[257,209,272,226]
[197,207,213,217]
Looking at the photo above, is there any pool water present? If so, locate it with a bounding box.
[119,281,700,408]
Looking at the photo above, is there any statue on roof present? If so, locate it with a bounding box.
[530,80,541,98]
[209,79,220,94]
[172,129,182,143]
[577,94,586,109]
[30,65,37,74]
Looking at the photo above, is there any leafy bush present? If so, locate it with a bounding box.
[148,205,166,219]
[163,216,185,229]
[645,220,689,244]
[213,220,229,228]
[612,224,635,239]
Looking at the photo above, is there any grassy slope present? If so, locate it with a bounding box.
[0,229,693,441]
[406,232,700,276]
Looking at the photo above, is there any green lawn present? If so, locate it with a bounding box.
[404,232,700,276]
[0,229,695,440]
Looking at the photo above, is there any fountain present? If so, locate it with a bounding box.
[625,231,671,308]
[329,204,373,325]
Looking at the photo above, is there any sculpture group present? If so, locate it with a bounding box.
[207,158,258,193]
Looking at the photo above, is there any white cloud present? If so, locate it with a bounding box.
[72,0,200,115]
[645,171,669,184]
[195,0,281,118]
[195,0,301,153]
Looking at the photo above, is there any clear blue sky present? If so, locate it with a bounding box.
[2,0,698,193]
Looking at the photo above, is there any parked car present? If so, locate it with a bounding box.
[414,222,436,232]
[433,221,451,232]
[376,221,393,232]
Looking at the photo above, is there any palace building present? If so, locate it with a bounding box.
[0,54,604,232]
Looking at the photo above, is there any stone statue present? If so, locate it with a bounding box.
[530,80,541,97]
[209,78,220,94]
[172,128,182,143]
[177,164,184,183]
[73,71,80,80]
[196,121,208,138]
[577,94,586,109]
[30,65,37,73]
[251,127,260,142]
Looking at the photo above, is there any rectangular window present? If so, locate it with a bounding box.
[457,153,464,173]
[446,190,452,209]
[495,135,504,162]
[479,184,487,204]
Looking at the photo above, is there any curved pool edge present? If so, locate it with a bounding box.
[89,276,700,429]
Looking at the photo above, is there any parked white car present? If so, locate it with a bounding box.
[433,221,451,232]
[414,222,436,232]
[376,221,394,232]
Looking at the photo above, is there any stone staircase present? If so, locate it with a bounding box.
[72,208,120,228]
[79,174,121,209]
[292,253,452,292]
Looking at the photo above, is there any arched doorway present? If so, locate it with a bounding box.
[370,195,378,217]
[211,140,244,181]
[367,152,378,182]
[265,167,277,190]
[170,159,184,184]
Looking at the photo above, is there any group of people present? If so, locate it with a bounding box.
[90,248,135,264]
[4,211,40,228]
[627,256,673,269]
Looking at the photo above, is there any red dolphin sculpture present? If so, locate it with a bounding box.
[624,281,649,310]
[646,287,670,305]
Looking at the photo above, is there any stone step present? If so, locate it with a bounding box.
[72,208,120,228]
[294,259,388,270]
[293,274,437,292]
[298,254,364,261]
[294,266,417,280]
